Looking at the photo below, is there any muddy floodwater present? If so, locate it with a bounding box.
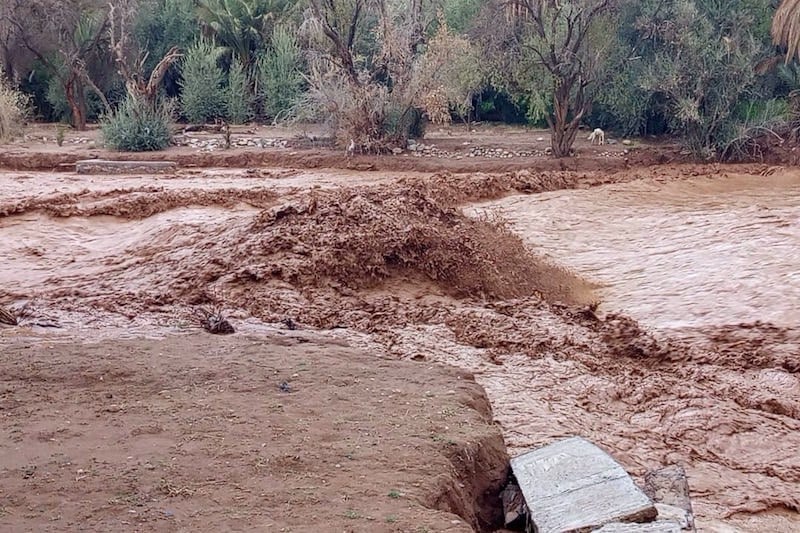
[471,172,800,332]
[2,168,799,532]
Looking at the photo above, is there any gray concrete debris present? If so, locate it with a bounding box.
[500,481,527,528]
[75,159,177,175]
[593,522,681,533]
[509,437,657,533]
[643,466,696,532]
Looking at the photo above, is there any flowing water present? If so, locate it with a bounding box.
[2,169,799,531]
[470,172,800,332]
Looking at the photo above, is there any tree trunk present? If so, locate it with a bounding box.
[549,80,583,158]
[64,75,87,131]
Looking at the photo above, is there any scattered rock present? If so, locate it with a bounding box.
[75,160,177,175]
[622,139,633,146]
[391,147,403,155]
[500,481,527,528]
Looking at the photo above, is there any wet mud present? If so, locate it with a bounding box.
[1,166,799,531]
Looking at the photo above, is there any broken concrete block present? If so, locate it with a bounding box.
[500,481,527,528]
[75,160,177,174]
[510,437,656,533]
[643,466,695,532]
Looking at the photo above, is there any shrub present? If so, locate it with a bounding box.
[0,70,29,142]
[180,39,226,123]
[225,58,255,124]
[101,95,172,151]
[257,24,303,121]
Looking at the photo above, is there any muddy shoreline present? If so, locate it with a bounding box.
[1,133,799,531]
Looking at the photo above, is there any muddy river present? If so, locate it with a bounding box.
[2,168,799,532]
[471,172,800,332]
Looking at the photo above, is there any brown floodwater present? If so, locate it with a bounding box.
[470,172,800,332]
[2,169,799,532]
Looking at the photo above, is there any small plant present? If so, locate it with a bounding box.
[387,489,401,499]
[385,515,398,523]
[0,70,29,142]
[101,95,172,152]
[56,124,66,146]
[344,509,361,519]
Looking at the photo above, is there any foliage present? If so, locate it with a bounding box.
[773,0,800,61]
[180,39,227,123]
[413,20,485,124]
[505,0,618,157]
[197,0,290,67]
[134,0,199,79]
[0,69,29,141]
[257,24,303,121]
[612,0,773,159]
[101,94,172,151]
[225,57,255,123]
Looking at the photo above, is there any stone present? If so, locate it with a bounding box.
[75,160,177,175]
[622,139,633,146]
[500,482,527,528]
[391,147,403,155]
[643,466,695,531]
[510,437,656,533]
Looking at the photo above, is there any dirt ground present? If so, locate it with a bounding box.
[0,332,506,532]
[1,122,799,532]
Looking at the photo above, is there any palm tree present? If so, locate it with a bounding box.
[773,0,800,61]
[196,0,289,67]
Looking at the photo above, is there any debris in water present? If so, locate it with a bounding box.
[0,305,17,326]
[194,306,235,335]
[279,381,292,393]
[281,317,298,330]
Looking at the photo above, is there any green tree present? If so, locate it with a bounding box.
[180,38,226,122]
[226,57,255,123]
[504,0,618,157]
[197,0,290,67]
[257,24,302,120]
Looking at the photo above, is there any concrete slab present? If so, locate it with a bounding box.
[510,436,656,533]
[75,159,177,174]
[594,522,682,532]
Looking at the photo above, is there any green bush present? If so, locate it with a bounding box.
[180,39,226,123]
[101,95,172,151]
[257,24,303,121]
[225,58,255,124]
[0,70,29,142]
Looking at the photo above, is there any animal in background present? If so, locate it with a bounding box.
[587,128,605,145]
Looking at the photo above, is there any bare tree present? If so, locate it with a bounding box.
[108,1,182,104]
[3,0,109,129]
[507,0,615,157]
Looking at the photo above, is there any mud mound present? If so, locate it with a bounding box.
[0,186,276,219]
[236,185,591,303]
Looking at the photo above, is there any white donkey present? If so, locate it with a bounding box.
[587,128,605,145]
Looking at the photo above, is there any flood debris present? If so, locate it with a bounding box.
[0,304,18,325]
[508,437,657,533]
[194,306,235,335]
